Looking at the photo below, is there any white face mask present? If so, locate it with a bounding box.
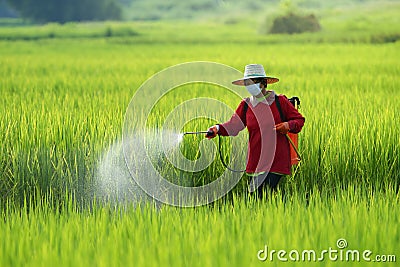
[245,83,262,96]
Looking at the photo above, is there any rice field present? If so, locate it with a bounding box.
[0,24,399,266]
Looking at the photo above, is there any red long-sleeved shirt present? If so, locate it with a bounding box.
[218,95,305,175]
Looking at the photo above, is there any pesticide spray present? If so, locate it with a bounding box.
[94,138,157,207]
[93,130,187,208]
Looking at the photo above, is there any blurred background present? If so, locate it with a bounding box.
[0,0,399,43]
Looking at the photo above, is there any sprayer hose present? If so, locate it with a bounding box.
[217,134,301,173]
[217,135,246,173]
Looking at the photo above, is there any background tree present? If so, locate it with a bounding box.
[269,13,321,34]
[6,0,122,23]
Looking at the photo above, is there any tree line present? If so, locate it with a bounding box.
[6,0,122,23]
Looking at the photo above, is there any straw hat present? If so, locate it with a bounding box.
[232,64,279,86]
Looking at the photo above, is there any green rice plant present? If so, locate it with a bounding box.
[1,39,399,206]
[0,27,399,266]
[0,187,398,267]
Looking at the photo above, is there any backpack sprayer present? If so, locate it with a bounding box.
[181,96,302,173]
[182,128,301,174]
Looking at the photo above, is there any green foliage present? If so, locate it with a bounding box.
[0,189,399,266]
[6,0,122,23]
[0,191,400,267]
[0,13,399,266]
[0,22,139,40]
[269,12,321,34]
[0,36,399,208]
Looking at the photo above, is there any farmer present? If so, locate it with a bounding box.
[206,64,305,198]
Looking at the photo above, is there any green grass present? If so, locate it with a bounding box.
[0,19,399,266]
[1,190,398,266]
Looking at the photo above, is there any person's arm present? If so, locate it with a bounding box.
[280,95,305,134]
[212,100,247,137]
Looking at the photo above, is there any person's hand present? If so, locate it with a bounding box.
[206,125,219,139]
[274,122,290,135]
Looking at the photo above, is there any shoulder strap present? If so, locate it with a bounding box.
[242,99,249,126]
[242,96,288,124]
[275,95,286,122]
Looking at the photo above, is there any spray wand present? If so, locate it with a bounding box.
[182,131,210,136]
